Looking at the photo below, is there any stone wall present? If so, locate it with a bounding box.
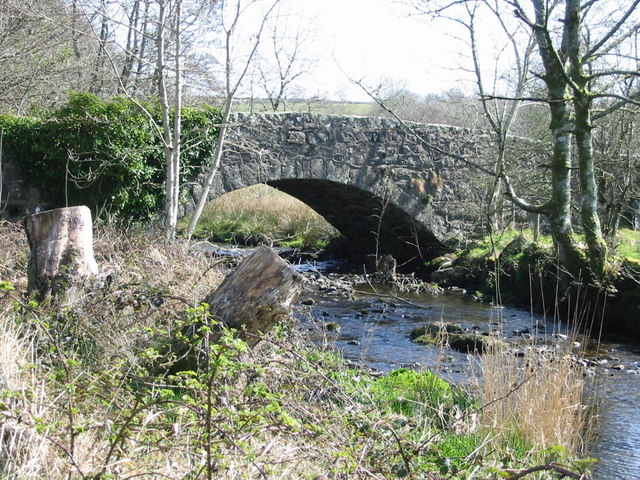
[1,150,42,219]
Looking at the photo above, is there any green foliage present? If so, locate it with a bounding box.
[613,228,640,261]
[369,368,470,417]
[1,92,221,219]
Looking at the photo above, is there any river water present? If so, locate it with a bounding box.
[292,264,640,480]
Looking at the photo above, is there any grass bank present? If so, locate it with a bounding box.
[429,227,640,338]
[182,184,339,250]
[0,221,594,479]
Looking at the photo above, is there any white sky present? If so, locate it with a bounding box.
[286,0,475,101]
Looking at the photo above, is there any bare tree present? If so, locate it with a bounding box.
[410,0,640,281]
[595,100,640,238]
[0,0,100,113]
[254,1,314,111]
[76,0,220,237]
[371,86,481,127]
[119,0,154,93]
[185,0,282,239]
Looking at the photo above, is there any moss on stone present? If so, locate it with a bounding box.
[410,322,464,339]
[412,329,503,354]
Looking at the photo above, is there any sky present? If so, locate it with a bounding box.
[267,0,476,102]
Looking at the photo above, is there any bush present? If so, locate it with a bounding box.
[1,92,221,220]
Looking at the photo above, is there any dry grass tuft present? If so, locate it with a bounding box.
[474,343,589,456]
[0,220,29,291]
[0,306,54,478]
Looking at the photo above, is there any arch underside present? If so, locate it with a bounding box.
[266,179,447,272]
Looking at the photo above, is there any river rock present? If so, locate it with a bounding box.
[429,266,468,285]
[324,321,341,332]
[412,329,502,354]
[449,334,501,354]
[410,322,465,339]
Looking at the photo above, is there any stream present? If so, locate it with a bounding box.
[291,261,640,480]
[201,244,640,478]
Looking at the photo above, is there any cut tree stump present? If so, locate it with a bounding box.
[204,246,304,345]
[23,206,99,301]
[167,246,304,372]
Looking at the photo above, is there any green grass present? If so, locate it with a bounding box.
[368,368,469,417]
[614,228,640,261]
[464,227,640,263]
[461,228,553,260]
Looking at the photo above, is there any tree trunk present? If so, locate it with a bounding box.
[567,0,607,279]
[168,246,303,372]
[23,206,99,302]
[185,99,233,239]
[530,0,589,277]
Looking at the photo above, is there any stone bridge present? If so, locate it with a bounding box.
[191,112,493,271]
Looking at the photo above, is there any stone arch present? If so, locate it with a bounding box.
[265,179,446,271]
[187,112,490,267]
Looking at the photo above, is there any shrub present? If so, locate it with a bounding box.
[1,92,221,220]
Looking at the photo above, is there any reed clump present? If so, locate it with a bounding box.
[473,343,591,459]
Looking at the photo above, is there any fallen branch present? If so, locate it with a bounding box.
[504,463,590,480]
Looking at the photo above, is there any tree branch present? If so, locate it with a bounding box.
[503,463,590,480]
[583,0,640,61]
[592,91,640,120]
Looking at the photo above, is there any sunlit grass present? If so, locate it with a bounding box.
[613,228,640,261]
[181,184,340,250]
[461,227,640,265]
[464,228,554,259]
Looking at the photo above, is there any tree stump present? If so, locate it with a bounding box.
[168,246,303,372]
[376,254,397,283]
[23,206,99,301]
[204,246,303,346]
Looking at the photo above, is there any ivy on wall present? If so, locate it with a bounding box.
[0,92,221,220]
